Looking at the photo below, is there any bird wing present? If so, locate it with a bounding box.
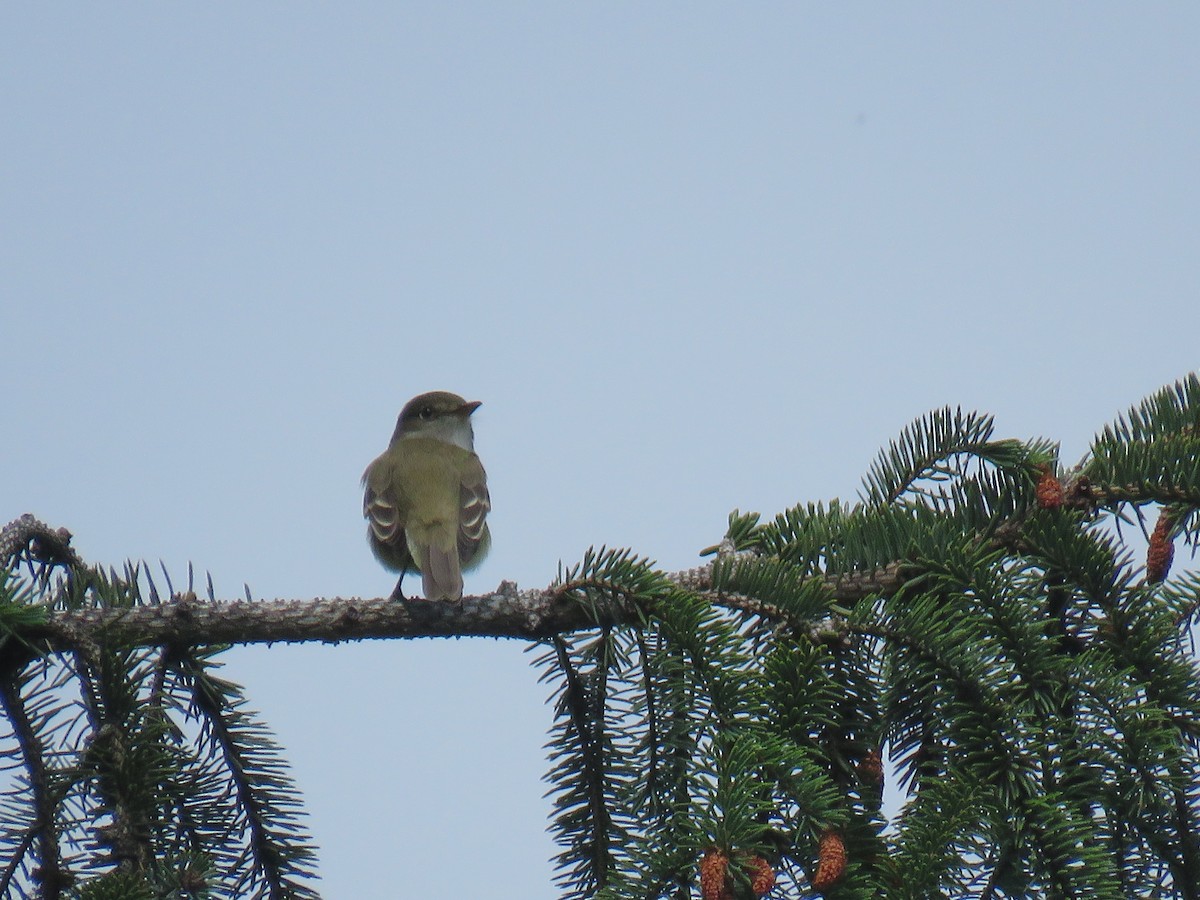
[362,460,403,545]
[458,452,491,566]
[362,455,417,579]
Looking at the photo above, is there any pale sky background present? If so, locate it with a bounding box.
[3,5,1199,898]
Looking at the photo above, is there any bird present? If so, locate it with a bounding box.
[362,391,490,601]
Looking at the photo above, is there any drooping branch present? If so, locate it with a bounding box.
[0,675,68,898]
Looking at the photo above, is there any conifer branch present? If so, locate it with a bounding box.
[17,567,911,651]
[0,673,67,898]
[0,517,1145,651]
[3,513,915,649]
[550,634,615,892]
[75,640,156,875]
[180,651,318,898]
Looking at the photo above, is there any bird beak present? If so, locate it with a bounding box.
[460,400,482,416]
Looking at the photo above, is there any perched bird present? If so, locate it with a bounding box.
[362,391,491,600]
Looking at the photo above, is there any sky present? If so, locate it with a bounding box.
[3,4,1199,897]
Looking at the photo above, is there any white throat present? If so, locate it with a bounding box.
[402,416,475,451]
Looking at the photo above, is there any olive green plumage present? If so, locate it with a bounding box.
[363,391,490,601]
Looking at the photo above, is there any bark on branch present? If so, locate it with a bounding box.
[24,564,904,651]
[5,515,905,652]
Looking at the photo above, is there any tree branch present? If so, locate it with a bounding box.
[0,674,68,898]
[15,566,908,651]
[5,515,907,651]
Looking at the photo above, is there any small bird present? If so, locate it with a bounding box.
[362,391,491,601]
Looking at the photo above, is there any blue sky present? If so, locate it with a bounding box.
[3,5,1199,897]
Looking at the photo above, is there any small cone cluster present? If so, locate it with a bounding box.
[858,748,884,786]
[1146,511,1176,584]
[746,855,775,895]
[811,829,846,890]
[1035,466,1064,510]
[699,848,775,900]
[699,849,728,900]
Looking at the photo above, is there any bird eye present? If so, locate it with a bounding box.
[419,406,434,420]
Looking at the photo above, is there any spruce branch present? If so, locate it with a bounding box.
[546,633,617,895]
[179,652,318,899]
[0,671,69,898]
[3,514,910,649]
[0,522,1158,653]
[74,641,157,876]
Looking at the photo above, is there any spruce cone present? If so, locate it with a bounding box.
[700,848,728,900]
[747,854,775,896]
[812,829,847,889]
[1035,466,1064,509]
[699,848,775,899]
[1146,512,1175,583]
[858,748,884,786]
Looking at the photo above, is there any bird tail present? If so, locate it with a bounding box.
[419,543,464,601]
